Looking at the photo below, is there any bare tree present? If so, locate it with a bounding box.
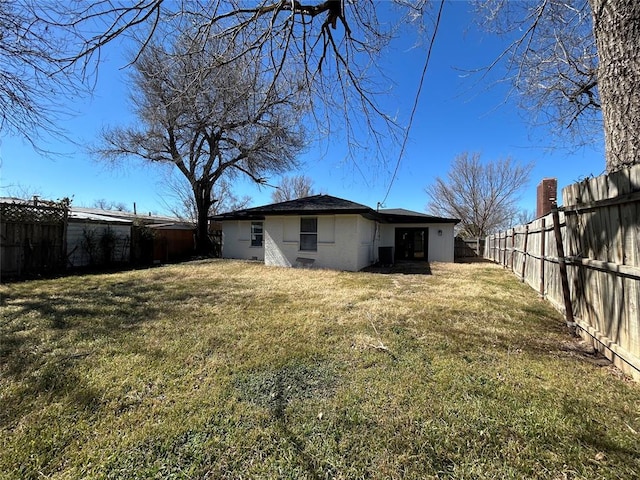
[515,208,537,227]
[271,175,316,203]
[6,2,640,172]
[0,183,44,201]
[95,29,306,253]
[92,199,130,211]
[210,180,252,216]
[475,1,599,139]
[425,152,533,238]
[6,1,430,153]
[163,174,251,222]
[0,1,88,146]
[474,0,640,171]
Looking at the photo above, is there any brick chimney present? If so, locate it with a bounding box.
[536,178,557,218]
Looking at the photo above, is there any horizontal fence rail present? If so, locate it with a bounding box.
[485,165,640,380]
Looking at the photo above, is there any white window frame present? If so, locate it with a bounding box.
[250,222,263,247]
[299,217,318,252]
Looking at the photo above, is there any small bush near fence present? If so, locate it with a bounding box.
[131,223,156,266]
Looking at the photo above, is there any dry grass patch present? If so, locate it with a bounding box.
[1,259,639,479]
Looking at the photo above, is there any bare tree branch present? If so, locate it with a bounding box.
[4,1,432,159]
[425,152,533,238]
[94,28,306,253]
[271,174,316,202]
[472,0,600,144]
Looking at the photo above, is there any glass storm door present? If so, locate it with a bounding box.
[395,228,429,261]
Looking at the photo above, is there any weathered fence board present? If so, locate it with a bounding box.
[485,165,640,380]
[454,237,485,259]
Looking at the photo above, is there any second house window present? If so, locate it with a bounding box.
[251,222,263,247]
[300,217,317,251]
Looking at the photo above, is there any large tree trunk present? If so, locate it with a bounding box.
[590,0,640,172]
[194,183,214,255]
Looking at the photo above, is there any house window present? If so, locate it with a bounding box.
[251,222,263,247]
[300,217,317,251]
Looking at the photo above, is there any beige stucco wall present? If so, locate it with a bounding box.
[263,214,364,271]
[356,215,376,271]
[220,220,264,261]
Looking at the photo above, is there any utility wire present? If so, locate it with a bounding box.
[379,0,445,207]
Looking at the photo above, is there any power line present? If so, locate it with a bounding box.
[379,0,445,207]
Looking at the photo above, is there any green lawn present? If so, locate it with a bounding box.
[1,260,638,479]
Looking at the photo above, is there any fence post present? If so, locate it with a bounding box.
[510,228,515,272]
[540,218,546,298]
[493,234,497,262]
[62,205,69,271]
[504,231,508,268]
[551,203,576,335]
[521,224,529,282]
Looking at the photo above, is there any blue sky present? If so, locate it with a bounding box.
[0,2,606,217]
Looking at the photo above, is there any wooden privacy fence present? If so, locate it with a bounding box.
[485,165,640,380]
[1,201,68,278]
[454,237,485,259]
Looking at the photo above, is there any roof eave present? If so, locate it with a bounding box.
[375,213,460,224]
[211,208,374,221]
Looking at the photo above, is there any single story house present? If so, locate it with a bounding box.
[211,195,459,271]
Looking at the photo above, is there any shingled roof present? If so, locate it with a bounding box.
[377,208,459,224]
[211,195,376,220]
[212,195,459,224]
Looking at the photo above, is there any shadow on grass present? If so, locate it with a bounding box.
[233,361,339,478]
[270,373,336,480]
[0,276,178,429]
[400,299,601,368]
[577,429,640,463]
[271,382,327,479]
[361,261,432,275]
[454,256,494,264]
[434,320,565,357]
